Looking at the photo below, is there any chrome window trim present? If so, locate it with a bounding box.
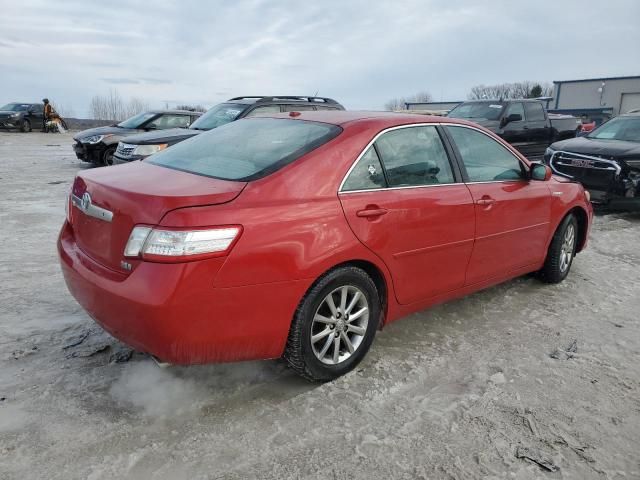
[338,122,528,194]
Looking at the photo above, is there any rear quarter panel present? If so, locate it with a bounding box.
[158,120,398,292]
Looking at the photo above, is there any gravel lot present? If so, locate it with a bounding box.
[1,132,639,480]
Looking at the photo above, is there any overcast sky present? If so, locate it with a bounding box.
[1,0,638,117]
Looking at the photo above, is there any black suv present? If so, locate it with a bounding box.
[0,102,44,132]
[73,110,202,166]
[112,96,345,164]
[545,112,640,210]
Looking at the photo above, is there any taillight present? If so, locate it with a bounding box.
[124,225,242,263]
[65,187,73,223]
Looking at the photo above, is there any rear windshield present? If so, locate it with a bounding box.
[147,117,342,181]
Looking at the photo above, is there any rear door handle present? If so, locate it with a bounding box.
[356,207,388,218]
[476,197,496,206]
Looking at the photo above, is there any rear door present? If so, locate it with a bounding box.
[339,125,475,305]
[444,125,551,284]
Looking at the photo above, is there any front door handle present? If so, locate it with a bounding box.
[356,207,388,218]
[476,196,496,206]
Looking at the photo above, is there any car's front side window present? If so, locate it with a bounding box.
[342,146,387,192]
[147,114,191,129]
[117,112,157,129]
[447,126,525,182]
[374,126,455,187]
[505,102,525,120]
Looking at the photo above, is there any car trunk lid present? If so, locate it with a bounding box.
[70,162,246,271]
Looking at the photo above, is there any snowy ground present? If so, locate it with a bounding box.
[1,132,639,480]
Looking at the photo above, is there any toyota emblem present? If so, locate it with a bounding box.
[81,192,92,211]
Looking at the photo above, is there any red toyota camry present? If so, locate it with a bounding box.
[58,111,592,381]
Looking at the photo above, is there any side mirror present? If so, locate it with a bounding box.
[531,163,552,181]
[502,113,522,126]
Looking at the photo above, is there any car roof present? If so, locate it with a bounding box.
[262,110,476,128]
[460,99,542,103]
[225,96,343,106]
[147,109,203,115]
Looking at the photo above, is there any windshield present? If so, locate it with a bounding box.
[148,118,342,181]
[117,112,157,129]
[190,103,246,130]
[1,103,31,112]
[448,102,505,121]
[588,116,640,142]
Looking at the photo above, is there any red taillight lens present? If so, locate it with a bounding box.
[124,225,242,263]
[72,176,86,197]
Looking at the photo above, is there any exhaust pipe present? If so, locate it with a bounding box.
[150,355,172,368]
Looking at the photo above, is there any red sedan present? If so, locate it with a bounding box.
[58,111,593,381]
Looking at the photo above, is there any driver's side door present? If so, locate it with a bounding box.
[445,125,552,284]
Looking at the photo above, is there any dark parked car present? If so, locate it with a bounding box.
[0,102,44,132]
[112,96,345,164]
[545,112,640,210]
[448,100,581,160]
[72,110,202,166]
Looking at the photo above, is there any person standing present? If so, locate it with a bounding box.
[42,98,56,131]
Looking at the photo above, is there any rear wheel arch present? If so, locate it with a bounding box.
[284,261,385,381]
[303,259,389,328]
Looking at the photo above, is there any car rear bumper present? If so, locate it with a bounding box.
[57,221,307,364]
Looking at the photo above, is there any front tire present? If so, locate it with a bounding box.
[539,214,578,284]
[284,266,381,382]
[102,145,116,166]
[20,119,31,133]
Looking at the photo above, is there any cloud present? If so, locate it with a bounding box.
[102,78,142,85]
[0,0,638,117]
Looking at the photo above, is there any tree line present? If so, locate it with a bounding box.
[88,89,206,121]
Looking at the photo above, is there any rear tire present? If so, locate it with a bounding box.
[539,214,578,284]
[20,119,31,133]
[284,266,381,382]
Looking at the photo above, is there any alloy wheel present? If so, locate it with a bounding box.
[559,223,575,273]
[310,285,369,365]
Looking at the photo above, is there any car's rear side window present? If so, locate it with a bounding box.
[148,118,342,181]
[524,102,545,121]
[375,126,455,187]
[342,147,387,191]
